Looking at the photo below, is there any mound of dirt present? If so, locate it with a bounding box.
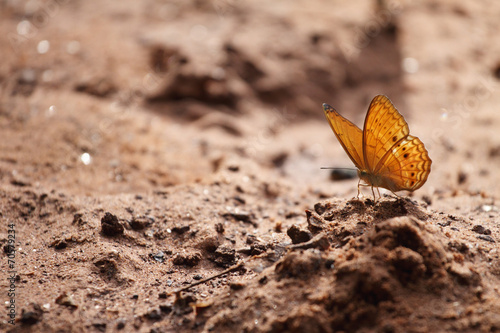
[198,199,500,332]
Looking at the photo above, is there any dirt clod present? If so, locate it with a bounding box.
[101,212,124,236]
[20,304,43,325]
[212,246,237,268]
[287,224,313,244]
[129,216,154,230]
[173,252,202,267]
[221,211,255,225]
[305,209,325,233]
[275,250,323,279]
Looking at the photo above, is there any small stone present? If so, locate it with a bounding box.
[471,225,491,235]
[52,239,68,250]
[222,211,254,225]
[230,282,246,290]
[151,251,165,263]
[160,304,173,314]
[116,318,127,330]
[477,235,495,243]
[11,178,31,187]
[233,196,245,204]
[92,323,106,332]
[457,171,467,184]
[480,205,493,212]
[4,243,14,254]
[55,292,78,308]
[246,234,258,245]
[215,222,225,234]
[116,318,126,330]
[271,152,288,167]
[172,225,190,234]
[145,308,162,321]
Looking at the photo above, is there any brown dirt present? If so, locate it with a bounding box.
[1,1,500,332]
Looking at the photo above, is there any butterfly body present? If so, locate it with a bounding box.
[323,95,431,196]
[358,169,400,193]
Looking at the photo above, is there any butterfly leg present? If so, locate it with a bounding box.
[371,186,376,202]
[390,191,400,198]
[357,179,362,198]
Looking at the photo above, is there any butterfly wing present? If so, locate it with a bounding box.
[375,135,432,191]
[323,103,366,170]
[362,95,410,172]
[363,95,432,191]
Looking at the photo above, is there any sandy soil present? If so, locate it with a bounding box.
[1,0,500,332]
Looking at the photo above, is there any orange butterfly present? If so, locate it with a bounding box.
[323,95,432,198]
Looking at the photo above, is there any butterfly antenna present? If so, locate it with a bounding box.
[320,167,357,170]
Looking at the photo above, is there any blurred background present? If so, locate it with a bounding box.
[1,0,500,205]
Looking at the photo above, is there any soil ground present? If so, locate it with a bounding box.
[1,1,500,332]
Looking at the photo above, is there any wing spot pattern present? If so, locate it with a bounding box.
[324,95,431,192]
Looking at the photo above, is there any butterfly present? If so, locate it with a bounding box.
[323,95,432,198]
